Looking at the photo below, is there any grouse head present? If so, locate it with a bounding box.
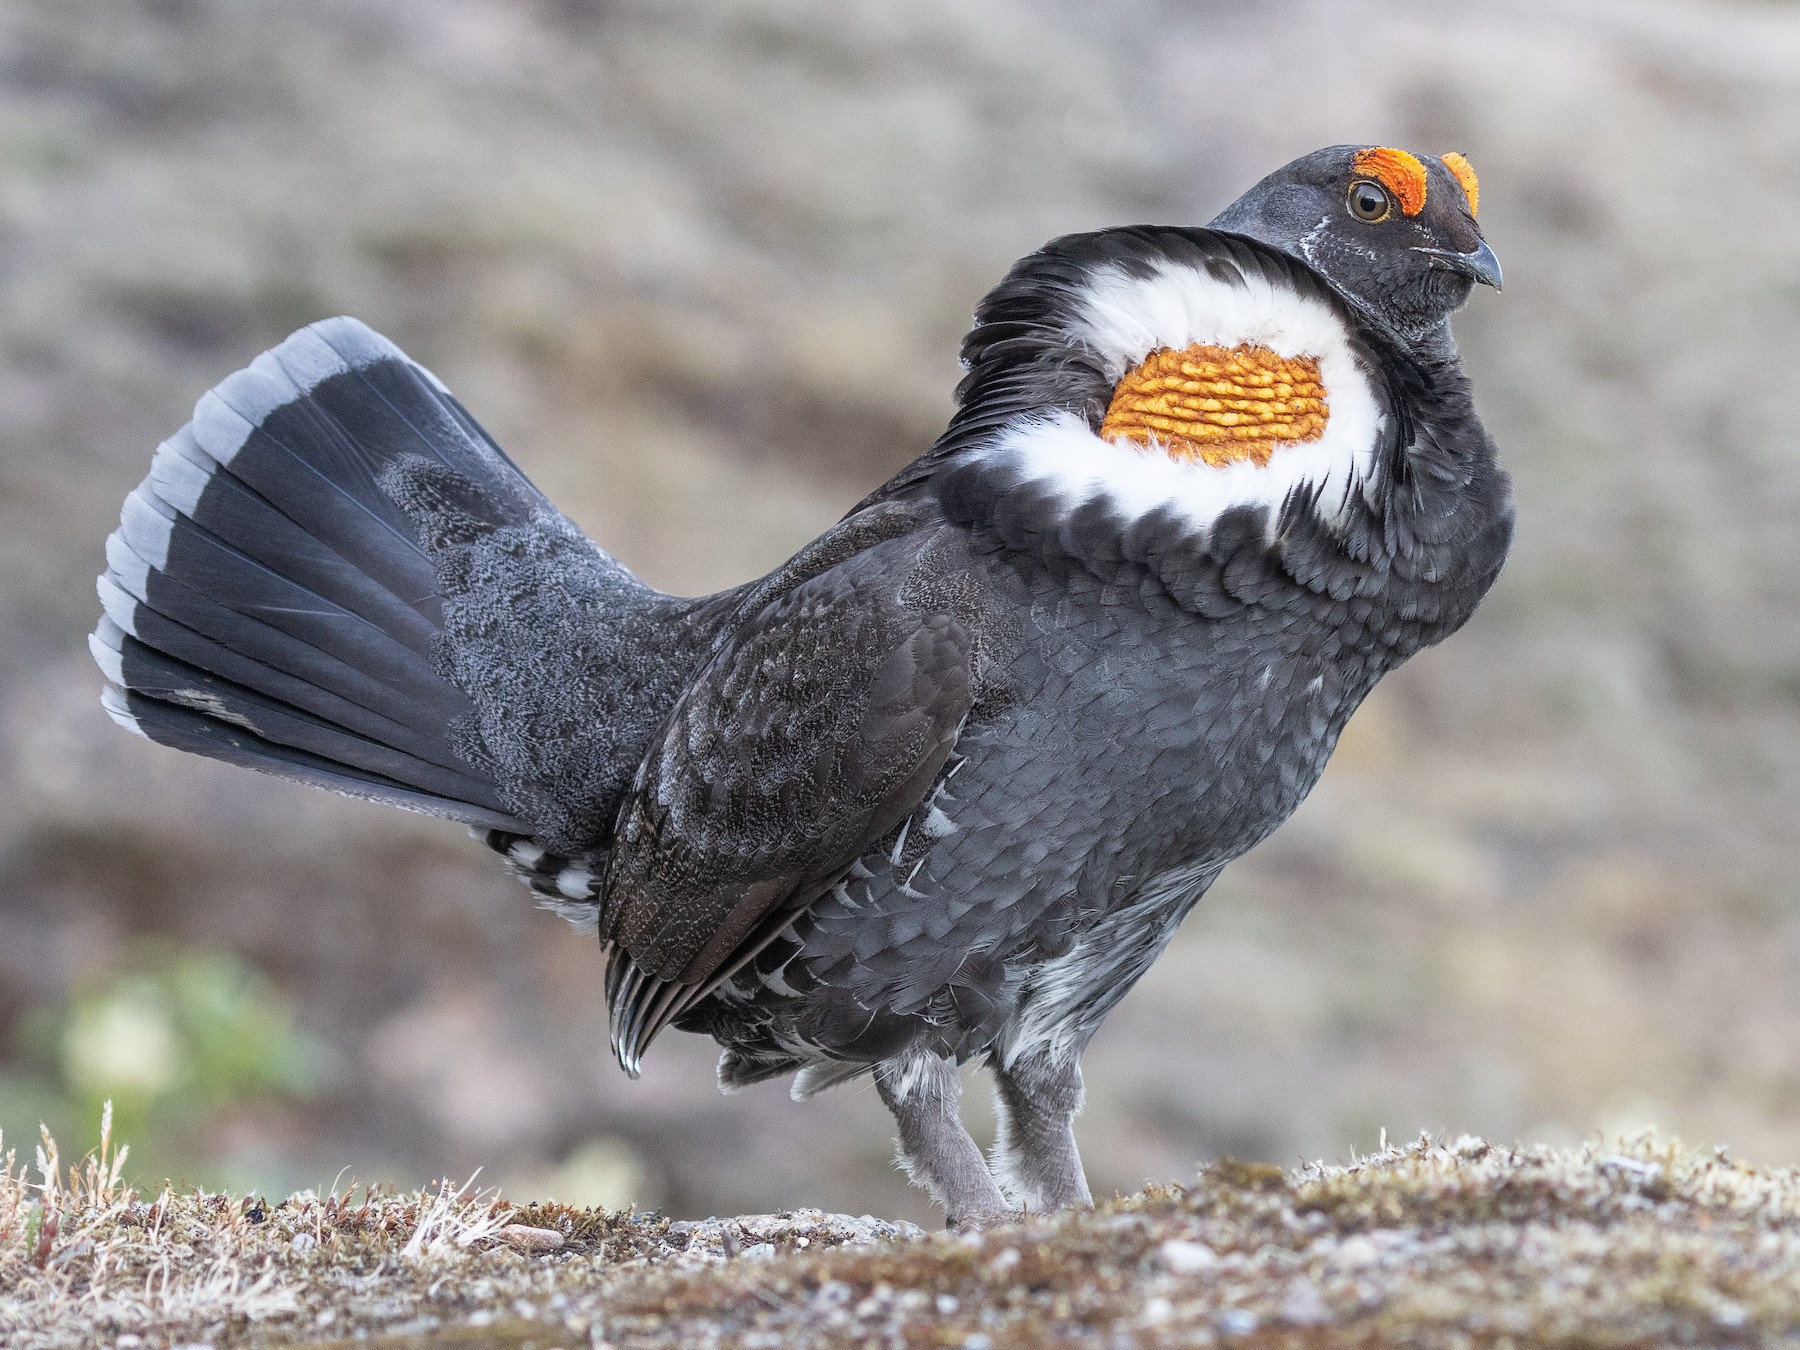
[883,145,1508,586]
[1211,145,1499,342]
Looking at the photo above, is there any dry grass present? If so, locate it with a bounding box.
[0,1105,692,1349]
[7,1116,1800,1348]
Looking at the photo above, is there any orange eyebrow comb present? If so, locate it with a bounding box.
[1351,147,1429,217]
[1440,152,1480,216]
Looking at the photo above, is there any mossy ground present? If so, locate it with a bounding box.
[7,1119,1800,1349]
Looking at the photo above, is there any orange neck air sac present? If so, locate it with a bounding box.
[1100,343,1329,468]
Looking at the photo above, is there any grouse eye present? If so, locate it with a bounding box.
[1348,180,1392,223]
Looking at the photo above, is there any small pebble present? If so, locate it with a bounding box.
[1279,1277,1329,1327]
[1598,1155,1663,1182]
[1158,1239,1218,1274]
[496,1224,565,1254]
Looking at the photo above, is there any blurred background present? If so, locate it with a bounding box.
[1,0,1798,1227]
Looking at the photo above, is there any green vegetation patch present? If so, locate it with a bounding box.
[3,943,324,1191]
[5,1125,1800,1348]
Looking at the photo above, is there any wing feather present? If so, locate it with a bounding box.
[598,544,973,1072]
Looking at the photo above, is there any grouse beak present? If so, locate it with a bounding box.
[1415,239,1503,292]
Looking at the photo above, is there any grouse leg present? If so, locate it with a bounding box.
[990,1052,1093,1211]
[875,1051,1008,1228]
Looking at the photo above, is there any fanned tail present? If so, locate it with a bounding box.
[91,317,536,832]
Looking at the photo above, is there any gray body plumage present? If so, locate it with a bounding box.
[93,148,1512,1224]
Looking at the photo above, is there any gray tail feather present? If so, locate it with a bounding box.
[91,316,536,832]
